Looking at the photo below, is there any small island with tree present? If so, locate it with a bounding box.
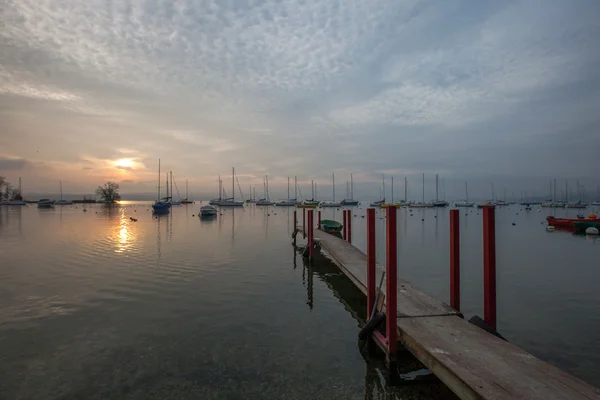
[95,182,121,204]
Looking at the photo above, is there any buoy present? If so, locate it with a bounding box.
[588,213,597,219]
[421,218,424,222]
[586,227,599,235]
[546,226,555,232]
[83,209,87,212]
[512,223,516,226]
[192,215,195,217]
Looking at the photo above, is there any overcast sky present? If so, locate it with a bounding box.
[1,0,600,200]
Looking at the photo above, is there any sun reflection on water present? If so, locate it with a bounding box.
[113,208,137,253]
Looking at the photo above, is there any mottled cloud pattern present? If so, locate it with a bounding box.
[1,0,599,198]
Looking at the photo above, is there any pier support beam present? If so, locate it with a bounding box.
[385,206,398,359]
[450,209,460,311]
[293,210,297,246]
[342,210,347,240]
[366,208,376,315]
[303,208,306,238]
[308,210,314,261]
[483,206,497,331]
[347,210,352,243]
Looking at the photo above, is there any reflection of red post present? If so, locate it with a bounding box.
[318,210,321,229]
[386,206,397,355]
[347,210,352,243]
[450,209,460,311]
[302,208,306,235]
[342,210,347,240]
[308,210,314,259]
[483,206,497,331]
[366,208,376,314]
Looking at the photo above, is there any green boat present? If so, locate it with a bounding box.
[573,221,600,231]
[320,219,343,233]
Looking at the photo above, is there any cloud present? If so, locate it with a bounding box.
[0,156,30,171]
[116,165,133,171]
[1,0,599,198]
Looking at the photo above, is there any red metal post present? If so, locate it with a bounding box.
[293,210,297,232]
[302,208,306,235]
[308,210,314,259]
[367,208,376,315]
[347,210,352,243]
[483,206,497,331]
[318,210,321,229]
[385,206,397,355]
[450,209,460,311]
[342,210,347,240]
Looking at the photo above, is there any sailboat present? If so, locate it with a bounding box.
[256,175,275,206]
[209,176,223,205]
[181,180,193,204]
[320,173,341,207]
[341,174,359,206]
[219,167,245,207]
[300,180,320,207]
[433,174,448,207]
[370,174,386,207]
[1,177,26,205]
[381,176,400,208]
[456,181,474,207]
[245,185,257,204]
[152,159,170,214]
[276,177,296,206]
[409,173,434,208]
[167,172,182,205]
[55,181,73,205]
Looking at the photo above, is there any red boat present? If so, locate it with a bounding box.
[546,215,600,228]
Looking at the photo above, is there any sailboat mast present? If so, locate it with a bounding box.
[465,181,469,203]
[295,176,297,200]
[157,159,161,201]
[166,173,169,199]
[170,171,173,201]
[333,173,336,202]
[422,173,425,203]
[382,174,385,201]
[186,180,189,199]
[351,173,354,200]
[391,176,394,203]
[311,180,314,199]
[315,182,318,200]
[232,167,235,201]
[404,177,407,202]
[436,174,439,202]
[287,177,290,201]
[218,175,221,199]
[60,180,63,201]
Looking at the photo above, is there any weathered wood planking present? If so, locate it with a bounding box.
[311,230,600,400]
[398,316,600,400]
[313,230,459,318]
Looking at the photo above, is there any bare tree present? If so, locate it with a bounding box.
[95,182,121,203]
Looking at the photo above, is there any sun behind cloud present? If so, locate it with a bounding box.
[115,159,134,170]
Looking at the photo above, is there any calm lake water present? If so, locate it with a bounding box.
[1,202,599,399]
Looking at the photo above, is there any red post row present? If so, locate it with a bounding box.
[366,208,376,315]
[483,206,497,331]
[342,210,347,240]
[308,210,314,260]
[385,206,397,355]
[450,209,460,312]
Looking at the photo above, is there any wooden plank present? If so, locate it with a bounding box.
[314,230,459,318]
[311,230,600,400]
[397,315,600,400]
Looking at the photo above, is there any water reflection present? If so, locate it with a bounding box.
[111,207,138,254]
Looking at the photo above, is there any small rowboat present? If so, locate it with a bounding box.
[320,219,343,233]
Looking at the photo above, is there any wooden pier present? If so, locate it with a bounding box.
[300,208,600,400]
